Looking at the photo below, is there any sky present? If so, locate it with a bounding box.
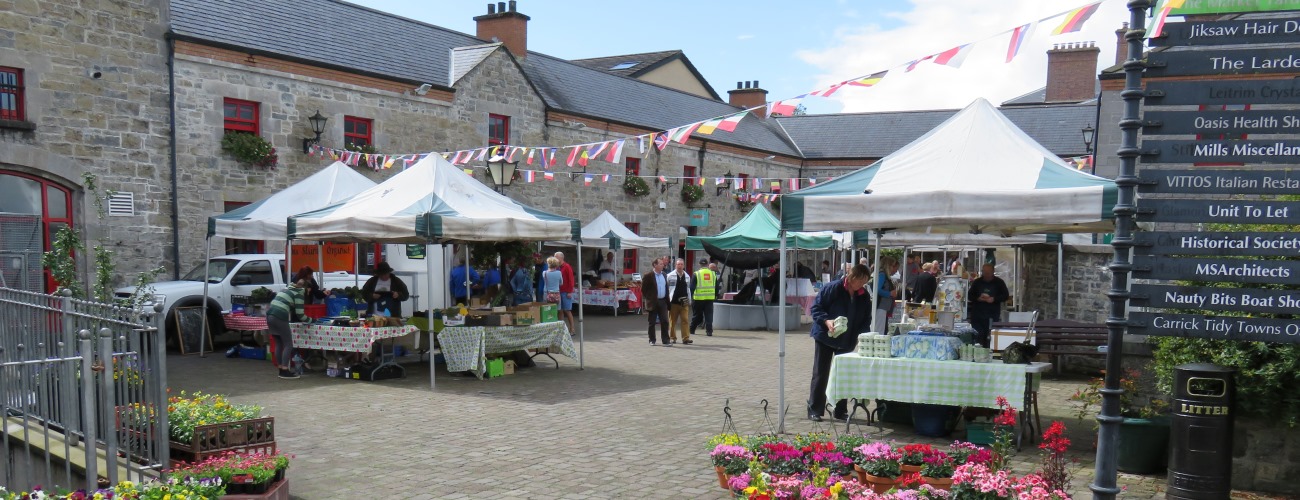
[349,0,1135,114]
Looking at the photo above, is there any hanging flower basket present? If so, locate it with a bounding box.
[221,132,278,169]
[681,183,704,203]
[623,176,650,197]
[733,191,756,211]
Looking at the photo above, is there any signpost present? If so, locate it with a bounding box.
[1129,312,1300,342]
[1134,231,1300,256]
[1150,17,1300,47]
[1131,283,1300,314]
[1142,110,1300,135]
[1135,199,1300,223]
[1132,255,1300,285]
[1137,168,1300,194]
[1147,47,1300,77]
[1141,139,1300,164]
[1144,79,1300,105]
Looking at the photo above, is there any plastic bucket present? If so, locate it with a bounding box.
[911,403,957,437]
[304,304,326,319]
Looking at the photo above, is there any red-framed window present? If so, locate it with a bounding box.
[622,222,640,274]
[626,157,641,177]
[223,98,259,135]
[0,171,73,292]
[344,116,373,148]
[222,202,265,255]
[738,172,749,190]
[488,114,509,146]
[683,165,697,185]
[0,67,24,122]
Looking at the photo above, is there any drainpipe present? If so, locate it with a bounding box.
[166,36,181,279]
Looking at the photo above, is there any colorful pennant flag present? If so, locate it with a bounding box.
[671,122,702,144]
[473,148,487,161]
[934,44,972,68]
[526,149,536,165]
[462,168,474,176]
[583,174,593,187]
[696,117,725,135]
[565,146,580,167]
[543,171,555,181]
[658,175,668,183]
[717,111,747,133]
[847,71,887,88]
[1051,2,1100,35]
[653,132,669,151]
[905,56,934,72]
[578,148,590,167]
[522,170,536,182]
[605,140,624,163]
[697,177,706,186]
[1006,23,1033,63]
[587,142,607,158]
[810,82,847,97]
[1149,0,1187,38]
[637,135,647,154]
[787,178,800,191]
[601,174,610,182]
[766,97,803,117]
[751,178,762,190]
[770,180,781,191]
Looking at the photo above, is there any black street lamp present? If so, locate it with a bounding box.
[486,154,518,194]
[1082,124,1096,174]
[301,110,328,154]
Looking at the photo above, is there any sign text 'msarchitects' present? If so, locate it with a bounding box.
[1138,168,1300,195]
[1151,17,1300,47]
[1129,312,1300,343]
[1148,48,1300,77]
[1145,79,1300,105]
[1143,110,1300,136]
[1131,283,1300,314]
[1141,139,1300,164]
[1132,255,1300,284]
[1135,231,1300,257]
[1136,199,1300,224]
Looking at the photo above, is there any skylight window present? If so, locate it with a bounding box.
[609,61,638,70]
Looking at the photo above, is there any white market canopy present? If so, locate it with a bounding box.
[550,210,669,250]
[287,153,580,243]
[207,161,377,240]
[852,230,1056,248]
[781,98,1117,236]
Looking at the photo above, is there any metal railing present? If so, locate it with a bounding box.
[0,287,168,492]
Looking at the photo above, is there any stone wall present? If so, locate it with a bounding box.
[1233,416,1300,495]
[1021,243,1112,323]
[0,0,172,287]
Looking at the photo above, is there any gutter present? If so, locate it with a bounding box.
[167,35,181,279]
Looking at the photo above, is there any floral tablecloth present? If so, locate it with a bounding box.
[581,288,641,309]
[223,314,268,332]
[437,322,575,378]
[290,323,417,353]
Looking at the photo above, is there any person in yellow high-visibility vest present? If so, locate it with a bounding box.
[690,259,718,337]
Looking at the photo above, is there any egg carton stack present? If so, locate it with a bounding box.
[857,333,893,358]
[959,344,992,363]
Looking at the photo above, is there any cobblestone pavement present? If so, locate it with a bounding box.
[168,314,1277,499]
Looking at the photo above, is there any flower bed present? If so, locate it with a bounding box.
[171,450,293,495]
[0,477,226,499]
[707,396,1075,499]
[166,391,275,464]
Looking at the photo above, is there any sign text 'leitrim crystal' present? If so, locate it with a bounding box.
[1129,312,1300,343]
[1145,79,1300,105]
[1151,18,1300,47]
[1137,168,1300,195]
[1131,283,1300,315]
[1134,231,1300,257]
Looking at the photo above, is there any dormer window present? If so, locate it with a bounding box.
[609,62,638,70]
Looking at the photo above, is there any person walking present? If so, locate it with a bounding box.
[690,259,717,338]
[267,279,307,379]
[666,258,693,345]
[807,264,872,421]
[554,251,576,335]
[640,258,671,346]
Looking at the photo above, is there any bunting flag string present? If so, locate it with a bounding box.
[1050,2,1103,35]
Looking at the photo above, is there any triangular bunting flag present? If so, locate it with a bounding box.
[1051,2,1101,35]
[696,117,725,135]
[1006,23,1034,63]
[766,96,804,117]
[605,140,624,163]
[847,70,887,87]
[543,172,555,181]
[522,170,536,182]
[583,174,593,187]
[717,111,747,133]
[905,56,934,72]
[934,44,972,68]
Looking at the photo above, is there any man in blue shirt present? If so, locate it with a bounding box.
[449,259,479,306]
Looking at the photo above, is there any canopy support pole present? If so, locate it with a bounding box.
[199,235,211,358]
[901,247,909,305]
[1056,242,1064,319]
[317,242,324,285]
[427,238,437,391]
[777,229,788,434]
[872,229,882,333]
[464,245,471,306]
[577,245,584,369]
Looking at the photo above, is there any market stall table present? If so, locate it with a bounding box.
[223,314,268,344]
[825,354,1049,448]
[436,321,576,379]
[290,323,418,379]
[581,287,641,313]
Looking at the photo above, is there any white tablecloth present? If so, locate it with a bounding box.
[437,322,575,378]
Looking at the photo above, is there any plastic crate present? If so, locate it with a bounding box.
[486,357,505,378]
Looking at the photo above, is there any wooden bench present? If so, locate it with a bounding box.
[992,318,1108,372]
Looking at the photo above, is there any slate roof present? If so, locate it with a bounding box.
[570,51,680,78]
[777,102,1097,159]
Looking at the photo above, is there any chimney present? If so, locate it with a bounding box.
[1045,42,1100,103]
[1114,23,1129,65]
[474,1,530,58]
[728,81,768,116]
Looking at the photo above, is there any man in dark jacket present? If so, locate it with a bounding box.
[807,264,873,422]
[967,263,1009,348]
[913,262,938,304]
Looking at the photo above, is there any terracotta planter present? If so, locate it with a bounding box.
[854,466,897,494]
[900,464,922,474]
[923,476,954,491]
[714,465,729,490]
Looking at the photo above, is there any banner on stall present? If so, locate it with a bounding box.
[290,243,356,272]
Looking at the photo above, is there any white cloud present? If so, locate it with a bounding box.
[736,34,755,40]
[796,0,1130,112]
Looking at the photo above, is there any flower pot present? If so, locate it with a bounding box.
[859,470,898,494]
[1117,416,1170,474]
[900,464,922,474]
[922,476,953,491]
[714,465,729,490]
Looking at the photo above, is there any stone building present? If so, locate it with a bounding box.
[5,0,1115,323]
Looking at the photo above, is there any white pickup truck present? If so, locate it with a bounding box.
[114,253,369,339]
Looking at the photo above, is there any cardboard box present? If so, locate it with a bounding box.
[465,313,513,327]
[503,360,516,375]
[512,308,539,326]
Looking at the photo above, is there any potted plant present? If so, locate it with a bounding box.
[622,175,650,197]
[852,441,901,493]
[680,183,703,204]
[919,451,955,490]
[1068,368,1170,473]
[756,442,806,478]
[898,443,934,474]
[249,286,275,304]
[709,444,751,489]
[733,190,756,211]
[221,132,278,169]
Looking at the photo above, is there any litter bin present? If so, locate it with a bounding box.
[1167,363,1235,500]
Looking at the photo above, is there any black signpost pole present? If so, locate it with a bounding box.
[1093,3,1148,499]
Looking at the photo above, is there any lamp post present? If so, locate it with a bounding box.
[301,110,328,154]
[1082,124,1096,174]
[486,154,518,194]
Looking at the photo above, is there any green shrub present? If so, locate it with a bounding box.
[221,132,278,169]
[1153,337,1300,426]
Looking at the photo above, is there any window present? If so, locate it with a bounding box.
[0,67,24,121]
[232,260,275,286]
[609,61,638,70]
[737,172,749,190]
[222,202,264,254]
[223,98,259,135]
[626,157,641,177]
[622,223,640,274]
[0,171,73,292]
[488,114,509,146]
[344,116,373,148]
[683,165,697,185]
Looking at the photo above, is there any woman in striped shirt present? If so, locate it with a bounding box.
[267,279,306,379]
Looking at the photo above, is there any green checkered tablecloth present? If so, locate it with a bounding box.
[825,354,1028,409]
[437,322,575,378]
